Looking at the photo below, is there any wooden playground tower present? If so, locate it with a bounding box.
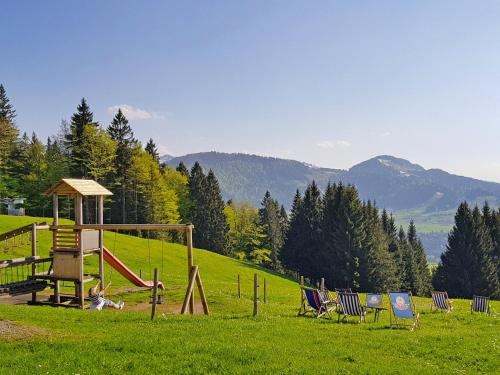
[41,178,208,313]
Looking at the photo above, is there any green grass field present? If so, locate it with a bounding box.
[0,215,499,374]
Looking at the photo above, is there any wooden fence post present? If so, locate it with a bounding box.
[237,274,241,299]
[253,273,259,316]
[264,278,267,304]
[151,268,159,321]
[31,224,37,303]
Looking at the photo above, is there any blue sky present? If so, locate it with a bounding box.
[2,1,500,181]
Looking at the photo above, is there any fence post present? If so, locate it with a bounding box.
[237,274,241,299]
[151,268,159,321]
[31,224,37,303]
[321,277,325,292]
[253,273,259,316]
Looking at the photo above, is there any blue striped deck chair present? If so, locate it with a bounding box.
[337,292,366,323]
[431,291,453,313]
[298,287,334,318]
[389,291,420,330]
[471,295,490,315]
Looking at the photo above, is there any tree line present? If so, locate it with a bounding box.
[433,202,500,299]
[1,84,498,298]
[280,181,432,294]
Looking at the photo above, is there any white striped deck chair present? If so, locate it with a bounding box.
[431,291,453,313]
[337,292,366,323]
[471,295,490,314]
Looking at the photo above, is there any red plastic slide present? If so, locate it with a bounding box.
[103,247,164,290]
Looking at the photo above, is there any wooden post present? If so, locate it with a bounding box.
[195,269,209,315]
[264,278,267,304]
[151,268,159,321]
[52,194,60,304]
[76,195,84,309]
[253,273,259,316]
[31,223,37,303]
[97,195,104,291]
[321,278,325,292]
[187,226,194,314]
[181,265,198,314]
[237,274,241,298]
[53,195,59,225]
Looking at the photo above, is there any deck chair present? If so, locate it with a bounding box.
[388,291,420,330]
[298,287,333,318]
[431,291,453,312]
[337,292,366,323]
[366,293,383,308]
[471,295,490,314]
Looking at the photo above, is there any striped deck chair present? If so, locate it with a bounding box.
[389,291,419,330]
[298,288,333,318]
[334,288,352,307]
[431,291,453,313]
[337,292,366,323]
[471,295,490,314]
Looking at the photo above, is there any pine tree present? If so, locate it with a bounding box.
[433,203,500,298]
[107,109,136,223]
[398,226,412,290]
[65,98,97,178]
[292,181,323,280]
[258,191,285,269]
[176,162,189,178]
[0,84,16,123]
[280,190,303,272]
[203,170,230,254]
[145,138,159,164]
[363,202,399,292]
[0,85,19,198]
[407,221,432,295]
[323,183,366,290]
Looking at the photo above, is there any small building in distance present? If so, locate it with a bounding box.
[1,198,25,216]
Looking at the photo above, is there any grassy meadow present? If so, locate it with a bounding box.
[0,215,499,374]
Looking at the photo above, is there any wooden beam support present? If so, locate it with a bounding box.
[195,269,209,315]
[187,226,194,314]
[181,265,198,315]
[51,224,194,232]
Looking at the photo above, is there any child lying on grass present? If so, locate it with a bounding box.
[88,281,124,311]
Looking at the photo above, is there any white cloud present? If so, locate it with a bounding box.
[380,131,391,137]
[107,104,165,120]
[316,140,351,149]
[337,140,352,147]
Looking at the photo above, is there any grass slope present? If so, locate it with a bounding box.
[0,215,499,374]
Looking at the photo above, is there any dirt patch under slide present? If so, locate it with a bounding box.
[0,320,47,340]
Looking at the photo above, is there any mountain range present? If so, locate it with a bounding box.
[164,152,500,261]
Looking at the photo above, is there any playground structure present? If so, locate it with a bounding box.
[0,178,209,315]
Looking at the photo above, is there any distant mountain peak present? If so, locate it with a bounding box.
[350,155,425,175]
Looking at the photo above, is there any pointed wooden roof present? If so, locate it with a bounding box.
[44,179,113,197]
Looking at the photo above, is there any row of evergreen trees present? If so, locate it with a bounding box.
[281,182,432,295]
[4,84,497,298]
[0,84,285,264]
[433,202,500,298]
